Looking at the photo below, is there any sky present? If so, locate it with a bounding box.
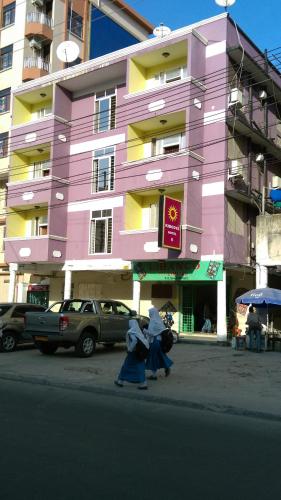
[127,0,281,55]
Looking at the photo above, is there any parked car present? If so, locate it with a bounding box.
[24,299,149,357]
[0,303,47,353]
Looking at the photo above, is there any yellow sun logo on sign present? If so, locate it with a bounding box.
[168,205,178,222]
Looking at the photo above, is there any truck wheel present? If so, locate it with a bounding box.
[0,331,17,352]
[75,332,96,357]
[37,343,58,355]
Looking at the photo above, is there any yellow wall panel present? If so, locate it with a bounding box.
[125,193,142,230]
[129,60,146,93]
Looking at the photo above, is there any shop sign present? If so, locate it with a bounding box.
[27,285,49,292]
[133,260,223,282]
[158,195,182,250]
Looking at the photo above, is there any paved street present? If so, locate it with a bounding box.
[1,378,281,500]
[1,341,281,420]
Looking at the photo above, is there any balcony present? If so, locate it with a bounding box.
[4,235,66,263]
[22,56,50,81]
[25,12,52,39]
[7,176,68,209]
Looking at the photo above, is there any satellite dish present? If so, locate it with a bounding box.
[215,0,236,8]
[153,24,171,38]
[56,41,80,63]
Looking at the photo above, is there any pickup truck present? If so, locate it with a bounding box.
[24,299,149,357]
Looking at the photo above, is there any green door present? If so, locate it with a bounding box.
[27,290,49,308]
[181,286,194,333]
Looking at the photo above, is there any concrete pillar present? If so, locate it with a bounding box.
[64,269,72,299]
[133,280,141,313]
[217,270,227,342]
[256,264,268,289]
[8,263,18,302]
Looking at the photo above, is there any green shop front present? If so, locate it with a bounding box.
[133,260,223,333]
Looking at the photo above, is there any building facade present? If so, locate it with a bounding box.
[0,0,153,300]
[5,12,281,339]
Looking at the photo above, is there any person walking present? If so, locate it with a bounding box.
[114,319,149,390]
[246,306,262,352]
[145,306,173,380]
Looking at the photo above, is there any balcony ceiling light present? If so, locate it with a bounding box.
[40,93,47,98]
[37,148,44,153]
[162,52,170,58]
[160,119,167,125]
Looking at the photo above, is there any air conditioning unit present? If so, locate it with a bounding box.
[272,175,281,189]
[228,159,244,179]
[31,0,44,7]
[29,38,42,50]
[228,87,243,108]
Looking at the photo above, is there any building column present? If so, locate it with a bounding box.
[133,280,141,313]
[8,263,18,302]
[217,270,227,342]
[64,269,72,299]
[256,264,268,289]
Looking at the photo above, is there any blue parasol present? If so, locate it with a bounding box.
[235,287,281,305]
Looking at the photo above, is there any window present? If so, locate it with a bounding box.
[90,209,112,254]
[36,107,52,119]
[0,88,10,114]
[0,45,13,71]
[153,133,186,156]
[95,88,116,132]
[227,199,246,236]
[67,8,83,38]
[92,147,115,192]
[149,203,159,228]
[114,302,131,316]
[100,301,114,314]
[33,160,51,178]
[154,66,187,85]
[31,215,48,236]
[0,223,6,252]
[0,133,8,158]
[2,2,15,28]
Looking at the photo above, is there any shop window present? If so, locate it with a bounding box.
[151,284,173,299]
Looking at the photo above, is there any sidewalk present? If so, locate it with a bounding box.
[0,341,281,421]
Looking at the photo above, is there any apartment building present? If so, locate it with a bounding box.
[0,0,153,300]
[5,12,281,338]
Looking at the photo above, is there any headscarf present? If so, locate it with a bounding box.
[127,319,149,348]
[147,307,165,337]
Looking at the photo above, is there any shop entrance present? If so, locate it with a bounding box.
[181,283,217,333]
[27,285,49,308]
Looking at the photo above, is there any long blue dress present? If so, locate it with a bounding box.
[145,337,173,373]
[118,351,146,383]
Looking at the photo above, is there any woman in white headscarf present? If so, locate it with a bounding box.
[115,319,149,390]
[144,307,173,380]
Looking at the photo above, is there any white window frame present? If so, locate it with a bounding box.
[154,132,186,156]
[32,160,51,179]
[92,147,115,193]
[154,66,187,86]
[31,215,48,237]
[94,88,116,133]
[36,107,52,119]
[89,209,112,255]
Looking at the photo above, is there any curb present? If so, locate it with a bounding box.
[1,372,280,423]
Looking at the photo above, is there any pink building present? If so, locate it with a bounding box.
[6,13,281,338]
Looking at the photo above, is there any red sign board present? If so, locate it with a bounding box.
[158,196,182,250]
[27,285,49,292]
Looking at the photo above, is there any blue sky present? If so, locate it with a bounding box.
[127,0,280,54]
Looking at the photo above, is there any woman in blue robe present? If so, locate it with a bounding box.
[145,307,173,380]
[115,319,149,390]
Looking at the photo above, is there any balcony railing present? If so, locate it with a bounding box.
[23,57,50,72]
[26,12,52,28]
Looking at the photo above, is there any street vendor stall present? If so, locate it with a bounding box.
[235,287,281,351]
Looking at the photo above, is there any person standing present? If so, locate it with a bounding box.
[145,307,173,380]
[246,306,262,352]
[114,319,149,390]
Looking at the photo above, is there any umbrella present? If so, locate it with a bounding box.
[235,287,281,331]
[235,288,281,305]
